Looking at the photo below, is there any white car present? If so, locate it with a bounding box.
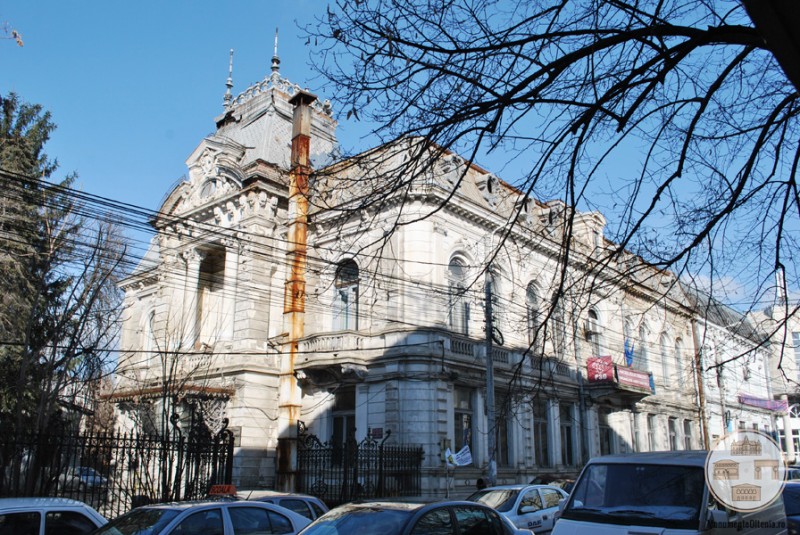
[92,499,311,535]
[238,490,329,520]
[0,496,107,534]
[468,484,569,534]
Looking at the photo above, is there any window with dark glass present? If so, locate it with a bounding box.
[495,394,510,467]
[454,387,473,451]
[669,418,678,450]
[683,420,693,450]
[560,403,575,466]
[332,386,356,465]
[533,399,550,467]
[599,408,613,455]
[585,309,602,357]
[197,247,225,344]
[45,511,98,535]
[448,259,470,335]
[410,508,452,535]
[334,259,359,330]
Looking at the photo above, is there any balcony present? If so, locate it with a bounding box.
[585,356,654,403]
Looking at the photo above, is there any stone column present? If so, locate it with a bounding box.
[182,248,204,348]
[222,238,239,341]
[549,399,560,467]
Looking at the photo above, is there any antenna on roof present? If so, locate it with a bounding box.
[223,48,234,108]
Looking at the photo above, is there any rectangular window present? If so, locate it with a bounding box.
[560,403,575,466]
[793,332,800,380]
[533,400,549,467]
[647,414,656,451]
[668,418,677,451]
[683,420,693,450]
[454,388,473,452]
[196,248,225,345]
[332,387,355,466]
[496,411,509,467]
[599,409,613,455]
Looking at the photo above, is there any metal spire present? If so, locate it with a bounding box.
[223,49,234,108]
[271,27,281,78]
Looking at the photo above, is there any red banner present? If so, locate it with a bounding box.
[616,366,652,391]
[587,356,615,382]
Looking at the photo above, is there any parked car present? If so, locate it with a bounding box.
[58,466,109,492]
[787,467,800,481]
[467,484,569,534]
[297,501,534,535]
[784,482,800,535]
[91,499,311,535]
[238,490,329,520]
[0,496,107,535]
[554,451,787,535]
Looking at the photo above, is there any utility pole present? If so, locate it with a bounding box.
[485,275,497,486]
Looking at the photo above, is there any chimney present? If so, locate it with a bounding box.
[277,89,317,492]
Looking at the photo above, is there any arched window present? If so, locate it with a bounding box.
[142,310,157,353]
[637,323,650,371]
[660,333,671,384]
[448,258,470,335]
[585,309,603,357]
[623,319,634,366]
[334,259,359,330]
[526,283,540,349]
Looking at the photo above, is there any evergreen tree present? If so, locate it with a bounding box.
[0,92,124,440]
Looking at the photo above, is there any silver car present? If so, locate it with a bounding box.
[468,484,569,534]
[92,500,311,535]
[0,496,107,534]
[238,490,329,520]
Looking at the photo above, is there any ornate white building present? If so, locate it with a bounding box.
[114,51,785,498]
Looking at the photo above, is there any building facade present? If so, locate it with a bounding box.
[114,54,786,498]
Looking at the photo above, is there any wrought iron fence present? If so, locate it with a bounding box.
[296,422,424,507]
[0,417,234,519]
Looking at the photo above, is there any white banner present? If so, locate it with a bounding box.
[445,445,473,467]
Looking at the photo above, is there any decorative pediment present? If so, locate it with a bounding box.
[161,139,248,217]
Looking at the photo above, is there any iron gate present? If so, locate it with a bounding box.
[0,415,234,519]
[296,422,424,506]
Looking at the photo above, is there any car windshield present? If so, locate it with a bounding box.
[467,489,520,512]
[299,506,412,535]
[563,463,705,530]
[785,486,800,516]
[92,508,180,535]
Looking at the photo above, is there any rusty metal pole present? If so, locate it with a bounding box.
[277,90,316,492]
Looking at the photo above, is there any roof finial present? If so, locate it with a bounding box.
[271,27,280,77]
[223,48,234,108]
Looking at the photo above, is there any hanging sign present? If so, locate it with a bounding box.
[445,445,473,467]
[587,356,615,382]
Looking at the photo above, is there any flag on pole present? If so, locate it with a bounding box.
[624,339,634,367]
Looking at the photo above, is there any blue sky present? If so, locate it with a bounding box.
[2,1,370,212]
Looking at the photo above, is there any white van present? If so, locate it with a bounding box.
[552,451,787,535]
